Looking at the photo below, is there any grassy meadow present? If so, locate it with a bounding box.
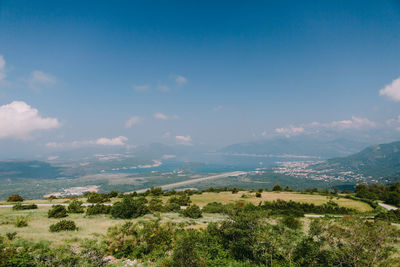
[0,191,372,245]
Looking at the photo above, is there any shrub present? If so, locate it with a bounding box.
[168,194,191,206]
[6,232,17,240]
[111,196,148,219]
[86,203,111,215]
[149,197,164,212]
[12,203,37,210]
[272,184,283,191]
[106,220,175,260]
[86,192,110,203]
[202,202,225,213]
[67,200,85,213]
[164,202,181,212]
[7,194,24,202]
[108,190,118,198]
[182,205,202,219]
[15,216,28,228]
[49,220,77,232]
[150,186,163,196]
[48,205,68,218]
[280,216,302,230]
[256,192,262,198]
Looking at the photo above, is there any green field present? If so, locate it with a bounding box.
[0,191,372,244]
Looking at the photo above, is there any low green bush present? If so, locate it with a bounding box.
[49,220,77,232]
[48,205,68,218]
[6,232,17,240]
[86,192,110,203]
[86,203,111,215]
[15,216,28,228]
[67,200,85,213]
[182,205,202,219]
[12,203,37,210]
[111,196,148,219]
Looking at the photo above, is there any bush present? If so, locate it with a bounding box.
[49,220,77,232]
[48,205,68,218]
[12,203,37,210]
[86,203,111,215]
[108,190,118,198]
[164,202,181,212]
[280,216,302,230]
[256,192,262,198]
[86,192,110,203]
[272,184,283,191]
[111,196,149,219]
[106,220,175,260]
[149,197,164,212]
[15,216,28,228]
[67,200,85,213]
[168,194,191,206]
[7,194,24,202]
[182,205,202,219]
[150,186,163,196]
[6,232,17,240]
[202,202,225,213]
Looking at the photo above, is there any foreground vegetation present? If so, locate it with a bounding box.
[0,186,399,266]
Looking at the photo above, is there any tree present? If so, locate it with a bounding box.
[182,205,202,219]
[171,230,205,267]
[68,200,85,213]
[7,194,24,202]
[272,184,282,191]
[111,196,148,219]
[148,197,164,212]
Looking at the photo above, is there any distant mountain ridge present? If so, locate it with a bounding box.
[219,137,369,158]
[316,140,400,179]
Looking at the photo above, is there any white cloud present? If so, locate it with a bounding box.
[175,75,187,86]
[96,136,128,146]
[379,77,400,102]
[133,85,149,92]
[0,101,60,139]
[125,116,142,128]
[47,156,59,161]
[158,85,170,92]
[270,116,376,138]
[46,136,128,149]
[0,55,6,83]
[175,135,192,145]
[274,125,305,138]
[213,105,223,112]
[154,112,180,120]
[386,115,400,131]
[28,70,56,89]
[326,116,376,130]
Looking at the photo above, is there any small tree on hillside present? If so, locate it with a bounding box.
[272,184,283,191]
[7,194,24,202]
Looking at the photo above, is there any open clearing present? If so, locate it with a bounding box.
[0,191,372,244]
[190,191,373,212]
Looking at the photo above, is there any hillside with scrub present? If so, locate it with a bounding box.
[1,185,400,266]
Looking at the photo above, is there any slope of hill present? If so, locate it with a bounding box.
[220,137,369,158]
[316,140,400,179]
[0,160,63,180]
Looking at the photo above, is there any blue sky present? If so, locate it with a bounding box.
[1,0,400,157]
